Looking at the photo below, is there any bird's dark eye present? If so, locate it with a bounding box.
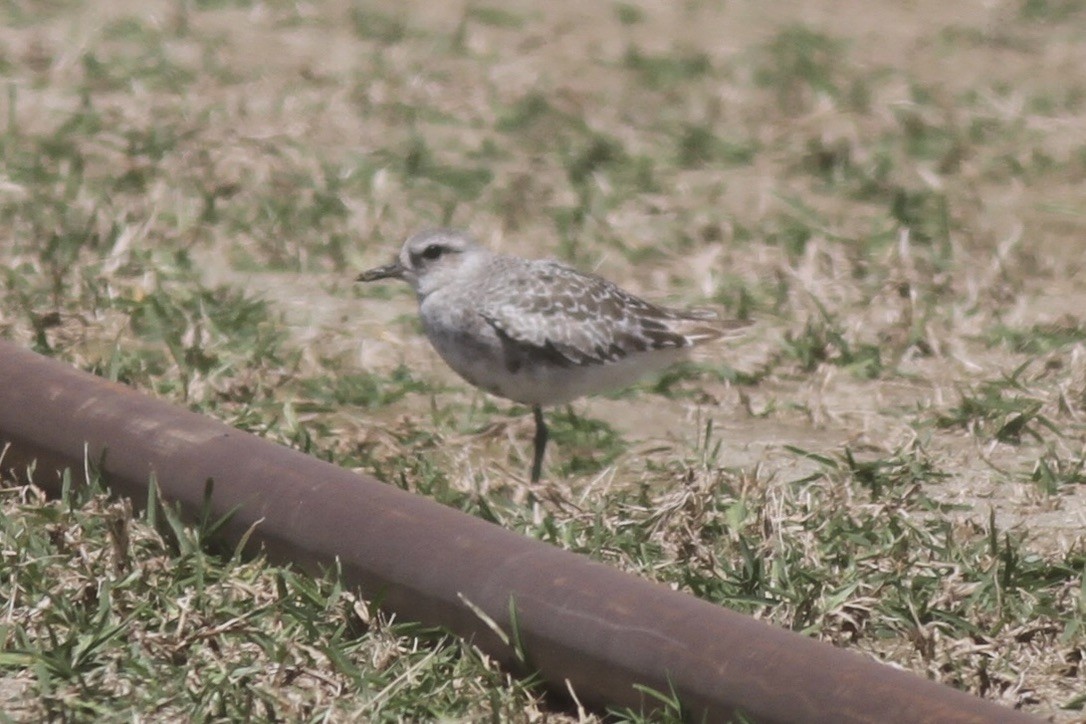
[421,244,444,260]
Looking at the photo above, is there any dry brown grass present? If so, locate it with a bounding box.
[2,0,1085,719]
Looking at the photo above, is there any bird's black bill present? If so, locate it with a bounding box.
[356,261,405,282]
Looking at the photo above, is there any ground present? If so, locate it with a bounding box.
[1,0,1085,720]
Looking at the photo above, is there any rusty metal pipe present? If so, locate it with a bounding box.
[0,341,1034,723]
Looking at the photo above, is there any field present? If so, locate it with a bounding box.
[2,0,1085,720]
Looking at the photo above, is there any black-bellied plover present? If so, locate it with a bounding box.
[357,228,748,483]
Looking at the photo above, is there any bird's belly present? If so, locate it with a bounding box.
[505,350,689,405]
[426,325,688,406]
[424,326,512,397]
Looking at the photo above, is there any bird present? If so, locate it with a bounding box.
[356,228,749,483]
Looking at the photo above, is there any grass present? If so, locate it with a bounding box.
[2,0,1086,720]
[0,475,548,720]
[933,364,1060,445]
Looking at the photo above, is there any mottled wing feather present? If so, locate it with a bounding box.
[478,261,731,368]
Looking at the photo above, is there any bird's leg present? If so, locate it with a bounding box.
[530,405,547,483]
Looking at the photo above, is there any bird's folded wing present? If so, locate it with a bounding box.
[479,269,694,367]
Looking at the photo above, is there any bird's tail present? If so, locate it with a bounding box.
[674,309,752,345]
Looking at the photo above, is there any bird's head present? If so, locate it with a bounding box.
[356,228,487,298]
